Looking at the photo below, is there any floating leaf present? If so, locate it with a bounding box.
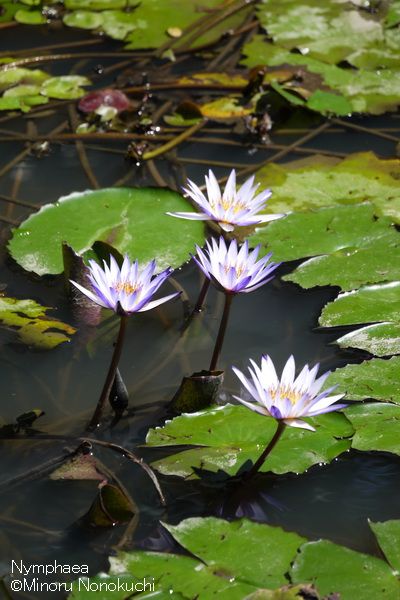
[63,10,104,30]
[104,518,305,596]
[320,282,400,328]
[177,72,248,88]
[255,0,397,68]
[0,67,49,90]
[242,36,400,115]
[40,75,91,99]
[14,8,46,25]
[369,519,400,573]
[285,233,400,291]
[0,296,76,349]
[344,402,400,456]
[250,204,396,263]
[9,187,205,276]
[328,357,400,404]
[291,537,400,600]
[319,282,400,356]
[252,152,400,221]
[200,95,253,120]
[64,0,139,8]
[146,404,353,478]
[335,322,400,357]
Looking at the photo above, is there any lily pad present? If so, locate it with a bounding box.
[369,519,400,573]
[8,187,205,276]
[40,75,91,99]
[103,518,306,597]
[146,404,353,478]
[14,8,46,25]
[291,537,400,600]
[319,283,400,356]
[335,322,400,357]
[328,357,400,404]
[284,233,400,290]
[320,282,400,327]
[255,0,398,68]
[0,296,76,349]
[242,36,400,115]
[253,153,400,221]
[250,204,396,263]
[344,402,400,456]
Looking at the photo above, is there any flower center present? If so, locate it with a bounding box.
[114,281,137,295]
[270,386,302,405]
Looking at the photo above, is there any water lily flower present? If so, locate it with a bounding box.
[233,355,346,431]
[193,236,280,295]
[71,255,179,315]
[167,169,284,232]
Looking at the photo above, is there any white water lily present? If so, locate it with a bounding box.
[167,169,284,232]
[232,354,346,431]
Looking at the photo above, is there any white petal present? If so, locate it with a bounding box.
[283,418,315,431]
[166,211,210,220]
[136,292,180,312]
[233,395,269,416]
[281,355,296,388]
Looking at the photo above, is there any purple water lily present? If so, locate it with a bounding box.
[193,236,280,295]
[233,354,347,431]
[70,255,179,315]
[167,169,284,232]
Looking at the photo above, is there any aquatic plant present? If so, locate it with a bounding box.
[233,354,346,478]
[71,255,179,428]
[193,237,280,370]
[168,169,283,232]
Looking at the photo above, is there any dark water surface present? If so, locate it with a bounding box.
[1,25,400,599]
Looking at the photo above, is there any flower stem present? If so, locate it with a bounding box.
[209,293,233,372]
[243,421,286,481]
[87,315,128,431]
[194,277,211,313]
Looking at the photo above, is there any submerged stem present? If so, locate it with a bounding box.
[209,293,233,372]
[244,420,286,481]
[87,315,128,431]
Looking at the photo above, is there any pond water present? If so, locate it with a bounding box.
[1,22,400,600]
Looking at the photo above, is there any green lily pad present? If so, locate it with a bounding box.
[63,10,104,30]
[123,0,251,50]
[328,357,400,404]
[0,67,49,90]
[146,404,353,478]
[291,537,400,600]
[320,282,400,327]
[253,152,400,221]
[0,296,76,349]
[8,187,205,276]
[284,232,400,290]
[369,519,400,573]
[68,516,400,600]
[40,75,91,99]
[319,283,400,356]
[102,518,306,598]
[242,36,400,115]
[14,8,46,24]
[250,204,395,263]
[335,323,400,357]
[64,0,138,8]
[255,0,398,68]
[344,402,400,455]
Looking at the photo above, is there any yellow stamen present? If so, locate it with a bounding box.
[270,386,302,405]
[114,281,137,295]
